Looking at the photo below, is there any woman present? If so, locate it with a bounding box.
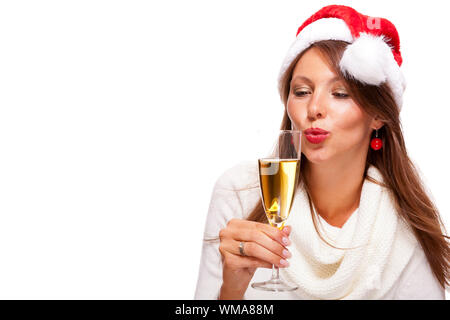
[194,5,449,300]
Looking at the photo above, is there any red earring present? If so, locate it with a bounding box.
[370,129,382,150]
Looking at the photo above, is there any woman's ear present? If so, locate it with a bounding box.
[371,117,384,130]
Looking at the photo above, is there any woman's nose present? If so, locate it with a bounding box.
[307,91,327,121]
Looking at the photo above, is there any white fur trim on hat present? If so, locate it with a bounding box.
[339,32,406,109]
[278,21,406,111]
[277,18,353,88]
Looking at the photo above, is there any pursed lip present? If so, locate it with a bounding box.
[304,127,330,135]
[304,127,330,144]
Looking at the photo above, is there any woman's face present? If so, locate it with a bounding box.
[287,47,376,164]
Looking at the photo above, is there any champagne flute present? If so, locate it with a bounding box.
[251,129,301,292]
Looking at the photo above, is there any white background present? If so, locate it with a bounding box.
[0,0,448,299]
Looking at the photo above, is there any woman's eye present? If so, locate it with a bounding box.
[294,90,309,97]
[333,92,349,98]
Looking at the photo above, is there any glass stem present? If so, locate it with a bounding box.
[271,264,279,280]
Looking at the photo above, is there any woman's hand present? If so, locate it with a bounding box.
[218,219,292,299]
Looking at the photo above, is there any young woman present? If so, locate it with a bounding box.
[194,5,449,300]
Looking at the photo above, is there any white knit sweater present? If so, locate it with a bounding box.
[194,160,445,300]
[281,164,419,299]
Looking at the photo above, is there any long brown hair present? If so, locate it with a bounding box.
[246,40,450,289]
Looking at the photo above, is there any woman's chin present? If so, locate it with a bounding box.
[303,151,330,164]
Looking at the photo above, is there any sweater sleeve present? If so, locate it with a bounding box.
[393,244,445,300]
[193,172,246,299]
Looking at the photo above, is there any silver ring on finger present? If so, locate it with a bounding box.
[239,241,247,256]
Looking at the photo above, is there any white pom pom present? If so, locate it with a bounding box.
[339,32,394,85]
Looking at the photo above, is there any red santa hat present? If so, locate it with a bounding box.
[278,5,406,110]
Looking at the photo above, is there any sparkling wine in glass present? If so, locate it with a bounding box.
[251,129,301,292]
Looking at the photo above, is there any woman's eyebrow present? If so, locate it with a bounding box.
[291,75,342,85]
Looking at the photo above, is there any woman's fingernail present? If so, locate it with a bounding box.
[282,249,291,258]
[282,237,291,246]
[279,259,289,267]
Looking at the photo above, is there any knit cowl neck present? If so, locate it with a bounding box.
[280,165,418,299]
